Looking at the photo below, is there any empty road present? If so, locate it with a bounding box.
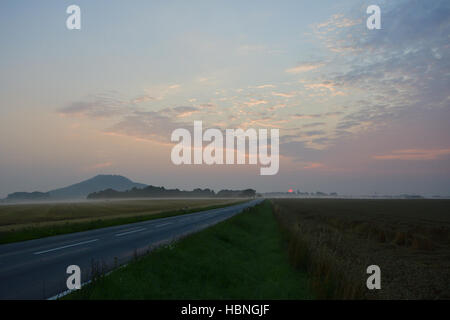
[0,199,263,299]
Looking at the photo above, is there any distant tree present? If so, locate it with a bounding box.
[241,189,256,198]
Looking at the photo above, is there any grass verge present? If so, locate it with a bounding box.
[65,200,311,299]
[0,201,244,245]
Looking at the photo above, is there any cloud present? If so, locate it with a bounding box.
[302,130,326,137]
[254,84,276,89]
[83,161,113,171]
[336,104,393,132]
[302,162,325,169]
[302,122,326,128]
[100,103,219,144]
[272,91,296,98]
[309,0,450,141]
[143,83,182,101]
[197,103,216,110]
[58,99,125,119]
[304,81,345,96]
[278,140,325,163]
[285,62,324,74]
[132,95,155,104]
[267,104,286,111]
[373,148,450,161]
[314,13,361,38]
[59,90,208,144]
[311,137,333,145]
[242,99,269,107]
[292,114,320,120]
[292,111,343,120]
[58,91,156,119]
[168,106,200,118]
[105,110,190,144]
[239,117,289,129]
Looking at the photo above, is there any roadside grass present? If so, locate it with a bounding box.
[0,200,244,245]
[65,200,312,300]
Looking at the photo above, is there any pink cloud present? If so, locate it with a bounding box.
[373,148,450,160]
[272,91,296,98]
[242,99,268,107]
[84,161,113,171]
[304,81,345,96]
[286,63,324,74]
[303,162,324,169]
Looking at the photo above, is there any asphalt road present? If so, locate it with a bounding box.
[0,199,263,299]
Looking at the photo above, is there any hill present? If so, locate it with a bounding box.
[5,175,147,202]
[5,191,50,202]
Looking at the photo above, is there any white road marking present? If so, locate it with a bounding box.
[115,228,146,237]
[33,239,99,255]
[155,222,171,228]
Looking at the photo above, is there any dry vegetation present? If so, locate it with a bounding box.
[272,199,450,299]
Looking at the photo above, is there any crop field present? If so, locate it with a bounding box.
[272,199,450,299]
[0,199,242,244]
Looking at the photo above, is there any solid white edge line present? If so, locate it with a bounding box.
[47,279,92,300]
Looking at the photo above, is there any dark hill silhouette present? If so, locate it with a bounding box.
[5,175,147,201]
[5,191,50,201]
[48,174,146,199]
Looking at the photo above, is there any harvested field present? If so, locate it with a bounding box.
[272,199,450,299]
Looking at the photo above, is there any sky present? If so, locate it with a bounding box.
[0,0,449,197]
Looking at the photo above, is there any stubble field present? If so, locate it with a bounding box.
[272,198,450,299]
